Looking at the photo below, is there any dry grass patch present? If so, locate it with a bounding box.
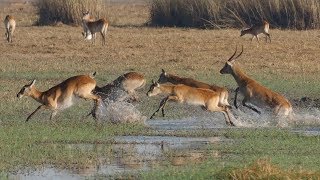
[230,158,320,179]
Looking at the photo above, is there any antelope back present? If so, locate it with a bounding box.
[120,72,145,92]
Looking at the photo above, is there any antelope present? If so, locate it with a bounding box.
[82,11,109,45]
[4,15,16,43]
[81,12,95,40]
[147,80,235,126]
[157,69,231,108]
[95,72,146,101]
[240,20,271,43]
[17,73,101,122]
[219,46,293,120]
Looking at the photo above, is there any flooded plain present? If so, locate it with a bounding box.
[9,134,226,179]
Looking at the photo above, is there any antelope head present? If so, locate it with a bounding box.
[82,10,90,20]
[220,45,243,74]
[147,80,161,97]
[157,69,168,84]
[17,80,36,98]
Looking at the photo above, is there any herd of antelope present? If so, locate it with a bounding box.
[5,13,293,127]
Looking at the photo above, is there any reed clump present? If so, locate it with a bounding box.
[37,0,106,25]
[150,0,320,29]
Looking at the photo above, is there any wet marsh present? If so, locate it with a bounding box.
[1,0,320,179]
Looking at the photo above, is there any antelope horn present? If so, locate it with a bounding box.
[228,46,238,62]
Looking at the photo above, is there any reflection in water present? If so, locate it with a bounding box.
[9,136,224,179]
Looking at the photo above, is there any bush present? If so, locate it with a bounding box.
[150,0,320,29]
[37,0,106,25]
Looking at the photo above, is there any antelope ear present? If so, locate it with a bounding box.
[161,69,167,76]
[152,79,155,84]
[156,82,160,87]
[30,79,36,87]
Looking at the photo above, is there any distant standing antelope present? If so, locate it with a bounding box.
[219,46,293,120]
[240,20,271,43]
[17,73,101,122]
[157,69,231,108]
[147,80,235,126]
[82,11,109,45]
[4,15,16,43]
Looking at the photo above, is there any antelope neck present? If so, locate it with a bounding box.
[166,74,184,83]
[160,84,175,94]
[231,65,252,86]
[30,88,44,104]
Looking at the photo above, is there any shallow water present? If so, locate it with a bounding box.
[9,136,224,179]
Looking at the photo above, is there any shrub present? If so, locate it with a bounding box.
[37,0,106,25]
[150,0,320,29]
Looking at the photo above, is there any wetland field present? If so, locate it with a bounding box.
[1,0,320,179]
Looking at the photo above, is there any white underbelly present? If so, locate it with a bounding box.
[57,95,78,110]
[186,99,205,106]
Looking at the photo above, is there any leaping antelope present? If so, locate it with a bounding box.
[4,15,16,43]
[240,20,271,43]
[17,73,101,122]
[219,46,293,120]
[157,69,231,108]
[147,80,235,126]
[82,11,109,45]
[95,71,146,101]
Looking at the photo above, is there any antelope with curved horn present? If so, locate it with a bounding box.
[219,46,293,120]
[147,80,235,126]
[17,73,101,122]
[157,69,231,108]
[240,20,271,43]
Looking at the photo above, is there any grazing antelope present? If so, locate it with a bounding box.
[157,69,231,108]
[147,80,235,126]
[17,73,101,122]
[240,20,271,43]
[219,46,293,120]
[4,15,16,43]
[82,11,109,45]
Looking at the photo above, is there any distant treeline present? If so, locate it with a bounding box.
[150,0,320,29]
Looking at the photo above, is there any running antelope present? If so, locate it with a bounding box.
[17,73,101,122]
[147,80,235,126]
[4,15,16,43]
[157,69,231,108]
[240,20,271,43]
[82,11,109,45]
[95,71,146,101]
[219,46,293,119]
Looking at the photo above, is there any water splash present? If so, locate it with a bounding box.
[94,88,146,124]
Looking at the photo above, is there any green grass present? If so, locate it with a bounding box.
[141,128,320,179]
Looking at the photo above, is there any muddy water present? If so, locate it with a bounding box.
[9,136,225,179]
